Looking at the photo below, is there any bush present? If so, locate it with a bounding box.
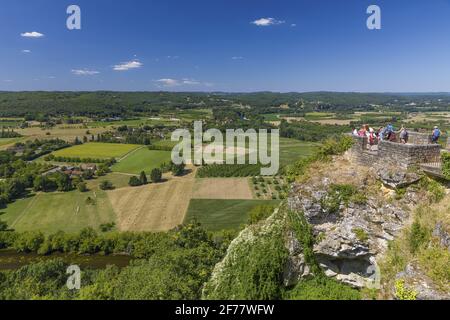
[395,280,417,300]
[353,228,369,243]
[128,176,142,187]
[150,168,162,183]
[197,164,262,178]
[99,180,114,190]
[77,182,88,192]
[0,220,8,231]
[99,222,116,233]
[408,220,429,254]
[285,277,361,300]
[139,171,148,185]
[172,163,186,176]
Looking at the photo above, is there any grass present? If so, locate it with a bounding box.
[184,199,281,231]
[279,138,320,166]
[0,190,116,234]
[86,173,132,190]
[52,142,140,159]
[112,148,172,174]
[0,137,24,147]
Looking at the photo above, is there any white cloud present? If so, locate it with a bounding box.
[291,23,297,27]
[231,56,244,60]
[156,78,181,87]
[155,78,208,87]
[3,80,13,82]
[21,49,32,53]
[71,69,100,76]
[251,18,285,27]
[21,31,44,38]
[113,60,143,71]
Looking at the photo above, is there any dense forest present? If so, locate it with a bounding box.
[1,91,450,117]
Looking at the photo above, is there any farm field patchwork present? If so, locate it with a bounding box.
[112,148,172,174]
[52,142,140,159]
[184,199,281,231]
[1,190,116,234]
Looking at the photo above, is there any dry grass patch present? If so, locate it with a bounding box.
[107,169,197,232]
[192,178,254,200]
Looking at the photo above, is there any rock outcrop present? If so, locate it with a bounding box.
[286,158,418,289]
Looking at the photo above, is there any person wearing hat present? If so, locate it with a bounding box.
[431,126,441,144]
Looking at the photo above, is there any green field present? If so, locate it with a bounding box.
[279,138,320,166]
[253,138,320,167]
[184,199,280,231]
[112,148,172,174]
[52,143,140,159]
[0,190,116,234]
[0,137,24,147]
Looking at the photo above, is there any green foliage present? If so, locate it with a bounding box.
[247,205,276,225]
[0,259,73,300]
[287,210,320,273]
[426,179,445,203]
[441,152,450,180]
[418,246,450,291]
[395,280,417,300]
[77,182,88,192]
[317,135,354,158]
[0,220,8,231]
[139,171,148,185]
[321,184,364,214]
[150,168,162,183]
[280,119,351,142]
[408,220,430,254]
[99,180,114,190]
[99,222,116,233]
[353,228,369,243]
[128,176,142,187]
[197,164,262,178]
[171,163,186,176]
[284,277,361,300]
[203,211,288,300]
[13,231,45,253]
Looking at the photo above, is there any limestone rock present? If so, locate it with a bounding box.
[376,167,421,189]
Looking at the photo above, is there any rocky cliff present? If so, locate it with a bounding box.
[204,152,449,300]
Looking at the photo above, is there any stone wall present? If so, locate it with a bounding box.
[349,135,441,169]
[408,132,431,145]
[378,140,441,168]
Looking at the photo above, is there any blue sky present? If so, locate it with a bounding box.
[1,0,450,92]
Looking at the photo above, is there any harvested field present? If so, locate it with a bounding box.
[192,178,253,200]
[107,169,196,232]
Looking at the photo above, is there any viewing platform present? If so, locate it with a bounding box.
[349,133,444,176]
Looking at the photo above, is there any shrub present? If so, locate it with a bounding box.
[150,168,162,183]
[99,222,116,233]
[139,171,148,185]
[77,182,88,192]
[0,220,8,231]
[353,228,369,243]
[128,176,142,187]
[172,163,186,176]
[285,277,361,300]
[100,180,114,190]
[395,280,417,300]
[408,220,429,254]
[441,152,450,180]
